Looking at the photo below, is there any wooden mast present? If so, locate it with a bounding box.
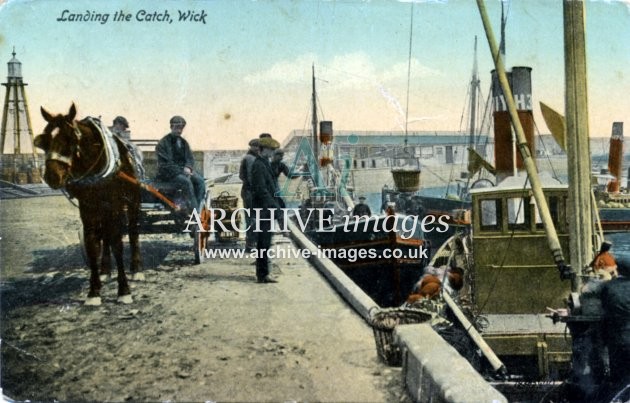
[563,0,593,291]
[468,36,480,151]
[476,0,569,276]
[311,64,318,167]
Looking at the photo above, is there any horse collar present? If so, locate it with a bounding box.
[66,117,121,186]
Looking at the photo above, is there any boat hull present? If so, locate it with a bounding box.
[306,215,428,307]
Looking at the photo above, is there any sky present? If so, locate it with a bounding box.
[0,0,629,151]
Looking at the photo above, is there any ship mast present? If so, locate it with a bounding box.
[311,64,318,166]
[468,36,480,151]
[476,0,570,278]
[563,0,593,290]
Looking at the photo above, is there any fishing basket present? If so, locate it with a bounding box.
[211,191,238,210]
[391,169,422,193]
[369,307,432,366]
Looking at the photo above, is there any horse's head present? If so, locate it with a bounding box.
[34,104,81,189]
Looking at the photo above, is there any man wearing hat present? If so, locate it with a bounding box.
[155,115,205,210]
[110,115,145,178]
[110,116,131,140]
[600,254,630,389]
[352,196,372,217]
[250,136,281,283]
[271,149,289,182]
[590,240,618,279]
[239,138,260,250]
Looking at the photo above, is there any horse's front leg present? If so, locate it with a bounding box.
[99,234,112,282]
[81,212,103,306]
[108,204,132,304]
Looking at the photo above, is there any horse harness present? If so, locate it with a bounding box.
[46,117,122,187]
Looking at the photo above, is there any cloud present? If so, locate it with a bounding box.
[243,51,440,90]
[243,53,318,85]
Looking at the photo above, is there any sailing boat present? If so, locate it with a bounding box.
[381,37,494,253]
[288,66,428,308]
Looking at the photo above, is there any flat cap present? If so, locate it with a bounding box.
[169,115,186,125]
[113,116,129,128]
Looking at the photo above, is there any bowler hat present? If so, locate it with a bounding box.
[249,139,260,147]
[259,133,272,139]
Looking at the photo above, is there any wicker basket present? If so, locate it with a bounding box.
[212,191,238,209]
[391,169,421,192]
[369,307,432,366]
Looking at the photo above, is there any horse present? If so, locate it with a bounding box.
[34,104,143,305]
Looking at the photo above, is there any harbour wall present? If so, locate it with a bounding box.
[286,219,507,403]
[395,324,507,403]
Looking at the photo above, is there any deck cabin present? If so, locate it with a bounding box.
[468,173,573,380]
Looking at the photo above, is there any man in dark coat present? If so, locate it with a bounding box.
[352,196,372,217]
[600,254,630,390]
[155,116,205,209]
[250,136,281,283]
[270,148,289,214]
[270,149,290,186]
[240,138,260,250]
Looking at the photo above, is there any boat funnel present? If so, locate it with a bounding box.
[319,121,334,166]
[607,122,623,193]
[492,67,536,181]
[319,121,333,144]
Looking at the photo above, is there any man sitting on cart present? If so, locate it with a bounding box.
[155,115,205,210]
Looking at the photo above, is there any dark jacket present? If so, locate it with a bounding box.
[270,160,290,181]
[251,155,280,210]
[239,151,257,199]
[601,276,630,347]
[156,133,195,180]
[352,202,372,217]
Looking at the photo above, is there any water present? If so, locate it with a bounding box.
[607,232,630,257]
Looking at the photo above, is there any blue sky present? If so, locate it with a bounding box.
[1,0,629,150]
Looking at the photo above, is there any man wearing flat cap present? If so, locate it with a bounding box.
[240,138,260,250]
[352,196,372,217]
[156,115,205,210]
[250,136,281,283]
[110,116,131,140]
[110,115,145,178]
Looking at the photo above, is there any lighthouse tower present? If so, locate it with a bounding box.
[0,48,39,183]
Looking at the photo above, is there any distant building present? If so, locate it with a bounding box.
[282,129,493,170]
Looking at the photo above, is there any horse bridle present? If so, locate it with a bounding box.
[44,120,105,183]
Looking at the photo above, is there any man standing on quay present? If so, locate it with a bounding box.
[239,138,260,250]
[250,136,281,283]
